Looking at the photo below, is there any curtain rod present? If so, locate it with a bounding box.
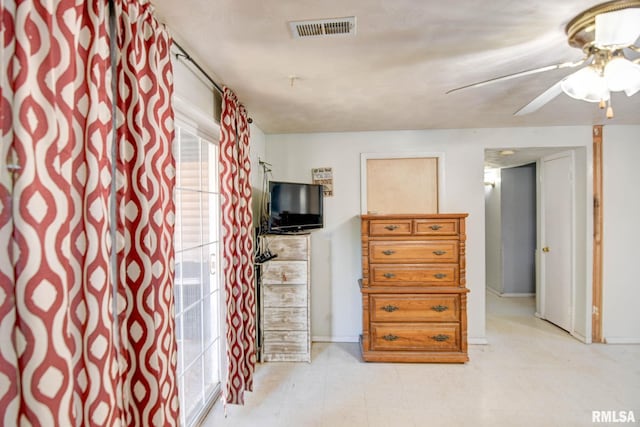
[172,40,224,95]
[172,40,253,123]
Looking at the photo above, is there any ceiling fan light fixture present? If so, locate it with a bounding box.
[561,66,610,102]
[595,7,640,46]
[604,56,640,94]
[624,85,640,96]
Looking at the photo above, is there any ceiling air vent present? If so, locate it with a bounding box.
[289,16,356,39]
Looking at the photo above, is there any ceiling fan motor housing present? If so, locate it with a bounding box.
[566,0,640,49]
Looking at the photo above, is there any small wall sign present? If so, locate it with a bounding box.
[312,167,333,197]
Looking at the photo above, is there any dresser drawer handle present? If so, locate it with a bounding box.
[431,305,449,312]
[430,224,442,230]
[433,273,447,279]
[382,334,399,341]
[432,250,446,256]
[431,334,450,342]
[383,273,396,279]
[381,305,399,312]
[382,250,396,256]
[384,225,399,231]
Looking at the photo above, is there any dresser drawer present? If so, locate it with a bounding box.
[414,219,459,235]
[369,219,412,236]
[370,295,459,322]
[369,241,458,263]
[263,331,308,354]
[263,307,307,330]
[370,264,458,286]
[265,235,309,260]
[261,260,308,284]
[371,323,460,352]
[263,284,307,307]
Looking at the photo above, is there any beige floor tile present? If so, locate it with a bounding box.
[201,293,640,427]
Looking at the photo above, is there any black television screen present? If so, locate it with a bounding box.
[268,181,323,232]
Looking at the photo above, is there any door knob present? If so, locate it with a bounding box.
[542,247,550,253]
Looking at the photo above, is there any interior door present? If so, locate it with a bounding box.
[541,152,574,332]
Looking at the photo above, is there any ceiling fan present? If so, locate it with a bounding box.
[447,0,640,119]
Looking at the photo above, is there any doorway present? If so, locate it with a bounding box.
[484,147,589,341]
[484,163,537,297]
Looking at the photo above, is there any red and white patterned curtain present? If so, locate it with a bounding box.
[219,87,256,405]
[0,0,178,425]
[113,0,179,424]
[1,1,120,424]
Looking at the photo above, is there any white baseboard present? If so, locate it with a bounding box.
[312,336,359,343]
[499,292,535,297]
[486,287,501,297]
[603,337,640,344]
[571,331,590,344]
[487,287,535,298]
[468,337,489,345]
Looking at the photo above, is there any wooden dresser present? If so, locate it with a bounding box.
[359,214,469,363]
[259,234,311,362]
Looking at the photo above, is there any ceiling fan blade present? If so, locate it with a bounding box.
[514,81,564,116]
[446,58,587,94]
[595,8,640,46]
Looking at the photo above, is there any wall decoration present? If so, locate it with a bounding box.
[312,167,333,196]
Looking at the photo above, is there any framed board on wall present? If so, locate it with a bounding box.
[361,153,444,215]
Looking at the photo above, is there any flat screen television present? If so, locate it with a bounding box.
[268,181,323,233]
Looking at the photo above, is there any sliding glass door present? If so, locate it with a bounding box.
[173,123,222,426]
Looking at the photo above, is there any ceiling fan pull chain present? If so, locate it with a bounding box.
[606,98,614,119]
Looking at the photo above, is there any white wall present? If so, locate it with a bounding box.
[249,124,267,220]
[602,126,640,343]
[173,57,215,119]
[573,146,589,341]
[266,126,607,344]
[501,164,536,295]
[485,169,502,294]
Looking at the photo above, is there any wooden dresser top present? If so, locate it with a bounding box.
[361,213,468,220]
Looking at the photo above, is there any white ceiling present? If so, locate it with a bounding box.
[152,0,640,134]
